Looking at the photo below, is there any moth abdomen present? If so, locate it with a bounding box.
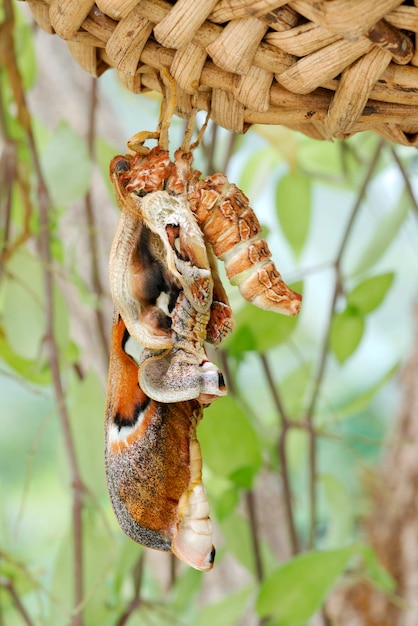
[188,174,302,317]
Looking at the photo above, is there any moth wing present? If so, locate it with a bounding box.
[105,313,215,570]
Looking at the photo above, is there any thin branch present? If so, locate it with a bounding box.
[34,135,85,626]
[389,145,418,218]
[84,77,109,364]
[0,139,14,264]
[218,349,261,425]
[304,138,385,549]
[220,131,238,175]
[260,354,299,555]
[0,578,35,626]
[115,554,145,626]
[35,125,85,626]
[205,122,218,175]
[204,124,238,176]
[321,606,334,626]
[169,554,177,590]
[245,490,264,582]
[2,4,85,623]
[219,350,267,576]
[219,349,236,395]
[0,84,32,271]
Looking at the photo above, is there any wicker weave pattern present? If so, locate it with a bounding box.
[23,0,418,145]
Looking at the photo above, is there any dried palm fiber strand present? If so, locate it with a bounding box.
[21,0,418,146]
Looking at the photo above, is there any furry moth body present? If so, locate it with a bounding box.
[105,312,215,571]
[106,139,302,571]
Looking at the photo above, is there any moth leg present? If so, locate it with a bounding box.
[126,131,160,155]
[205,245,235,346]
[164,219,213,315]
[158,68,177,151]
[125,68,176,154]
[138,292,227,405]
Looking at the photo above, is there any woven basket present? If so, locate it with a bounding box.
[22,0,418,146]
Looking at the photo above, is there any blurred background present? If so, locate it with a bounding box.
[2,3,418,625]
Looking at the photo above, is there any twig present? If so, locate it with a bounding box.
[169,554,177,590]
[35,135,85,626]
[321,606,334,626]
[2,3,86,623]
[220,131,238,175]
[36,126,85,626]
[84,77,109,364]
[219,350,266,576]
[389,145,418,217]
[0,81,32,270]
[205,122,218,175]
[219,349,260,423]
[245,490,264,582]
[260,354,299,555]
[0,578,35,626]
[219,349,236,394]
[204,123,238,175]
[115,554,145,626]
[304,138,385,549]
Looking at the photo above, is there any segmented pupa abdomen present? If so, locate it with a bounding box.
[188,174,302,317]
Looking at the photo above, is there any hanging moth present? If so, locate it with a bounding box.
[106,139,302,571]
[106,146,228,572]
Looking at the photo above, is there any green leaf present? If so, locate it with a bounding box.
[108,537,144,602]
[198,395,262,485]
[2,249,45,360]
[299,139,346,180]
[41,121,92,206]
[227,286,301,355]
[251,125,299,168]
[220,513,277,577]
[95,136,121,200]
[226,323,258,356]
[321,475,355,547]
[214,484,240,520]
[360,546,396,593]
[350,189,410,276]
[48,507,117,626]
[2,247,70,359]
[204,473,239,521]
[276,172,311,258]
[347,272,394,315]
[330,309,365,364]
[0,551,40,595]
[68,372,106,496]
[195,586,253,626]
[280,362,313,418]
[257,546,357,625]
[0,330,50,385]
[82,507,121,626]
[336,363,398,419]
[238,147,279,197]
